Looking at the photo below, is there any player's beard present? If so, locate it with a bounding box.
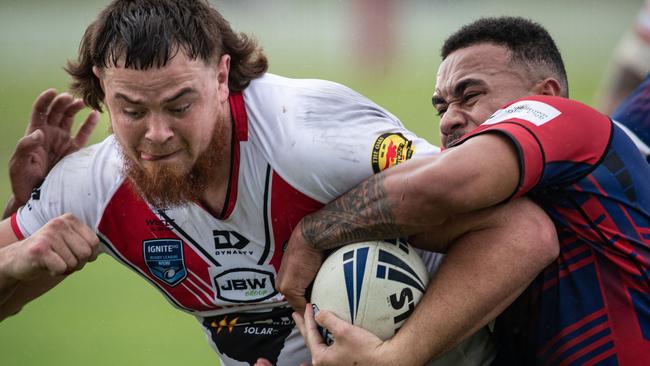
[119,118,230,209]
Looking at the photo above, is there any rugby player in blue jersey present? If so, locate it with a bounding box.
[285,17,650,366]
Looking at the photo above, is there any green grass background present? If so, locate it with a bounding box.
[0,0,643,365]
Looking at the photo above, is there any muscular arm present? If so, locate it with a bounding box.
[278,134,522,311]
[389,199,557,363]
[300,133,519,250]
[297,198,558,366]
[0,215,100,321]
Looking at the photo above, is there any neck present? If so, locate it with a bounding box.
[197,101,234,217]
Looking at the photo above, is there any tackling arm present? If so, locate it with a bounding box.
[297,133,520,251]
[296,198,558,366]
[277,133,522,311]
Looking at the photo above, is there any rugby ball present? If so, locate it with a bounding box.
[311,240,429,342]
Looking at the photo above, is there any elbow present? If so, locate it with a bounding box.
[513,199,559,269]
[537,214,560,267]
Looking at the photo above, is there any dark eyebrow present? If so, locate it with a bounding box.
[432,78,487,107]
[115,93,143,105]
[114,87,197,105]
[453,78,486,98]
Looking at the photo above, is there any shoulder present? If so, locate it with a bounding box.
[242,74,438,203]
[17,135,125,233]
[245,73,397,122]
[484,96,608,127]
[49,135,124,188]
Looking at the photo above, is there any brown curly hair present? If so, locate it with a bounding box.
[66,0,268,111]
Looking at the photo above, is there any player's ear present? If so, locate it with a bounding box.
[533,78,562,97]
[216,54,231,102]
[92,66,106,90]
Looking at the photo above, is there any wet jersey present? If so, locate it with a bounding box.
[458,96,650,365]
[612,72,650,163]
[12,74,493,365]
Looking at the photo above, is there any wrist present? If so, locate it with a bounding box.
[375,340,402,366]
[0,245,21,288]
[2,195,23,220]
[296,215,321,251]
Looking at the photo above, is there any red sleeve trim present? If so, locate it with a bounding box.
[10,213,25,240]
[462,121,545,200]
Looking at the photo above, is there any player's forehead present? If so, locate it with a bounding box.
[101,53,213,103]
[434,43,512,98]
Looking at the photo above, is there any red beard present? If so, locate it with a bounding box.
[120,120,230,209]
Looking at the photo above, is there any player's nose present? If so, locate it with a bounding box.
[144,115,174,144]
[439,106,468,138]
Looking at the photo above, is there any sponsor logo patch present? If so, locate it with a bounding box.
[371,133,415,173]
[214,268,277,303]
[143,239,187,286]
[203,307,294,365]
[214,230,250,250]
[484,100,562,126]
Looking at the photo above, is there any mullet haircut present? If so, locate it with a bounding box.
[66,0,268,111]
[441,16,569,97]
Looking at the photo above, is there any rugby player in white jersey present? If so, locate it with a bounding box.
[0,1,558,365]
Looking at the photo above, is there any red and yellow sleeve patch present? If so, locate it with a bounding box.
[371,133,415,173]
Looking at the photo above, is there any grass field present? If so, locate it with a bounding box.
[0,0,644,365]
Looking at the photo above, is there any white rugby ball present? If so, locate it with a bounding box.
[311,240,429,342]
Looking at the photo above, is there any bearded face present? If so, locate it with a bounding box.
[97,53,234,209]
[119,115,230,209]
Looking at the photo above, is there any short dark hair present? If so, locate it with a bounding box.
[441,16,568,97]
[66,0,268,111]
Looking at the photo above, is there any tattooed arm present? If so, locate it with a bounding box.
[277,134,557,365]
[295,133,520,251]
[294,199,557,366]
[277,134,523,311]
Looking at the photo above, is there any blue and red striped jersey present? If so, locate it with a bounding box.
[460,96,650,365]
[612,73,650,163]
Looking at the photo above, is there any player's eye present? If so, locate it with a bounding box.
[463,92,480,103]
[436,107,447,117]
[123,109,145,119]
[169,103,191,114]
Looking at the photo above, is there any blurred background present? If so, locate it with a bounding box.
[0,0,644,365]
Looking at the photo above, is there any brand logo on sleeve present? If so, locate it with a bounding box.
[143,239,187,286]
[371,133,415,173]
[484,100,562,126]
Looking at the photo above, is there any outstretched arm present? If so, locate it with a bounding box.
[0,215,100,320]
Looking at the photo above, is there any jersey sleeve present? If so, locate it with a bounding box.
[13,137,123,240]
[246,75,440,203]
[457,96,612,199]
[611,73,650,161]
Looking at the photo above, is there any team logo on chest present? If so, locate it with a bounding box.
[143,239,187,286]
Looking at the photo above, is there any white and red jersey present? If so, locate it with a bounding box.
[12,74,492,365]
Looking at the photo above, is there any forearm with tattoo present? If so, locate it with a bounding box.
[301,173,403,250]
